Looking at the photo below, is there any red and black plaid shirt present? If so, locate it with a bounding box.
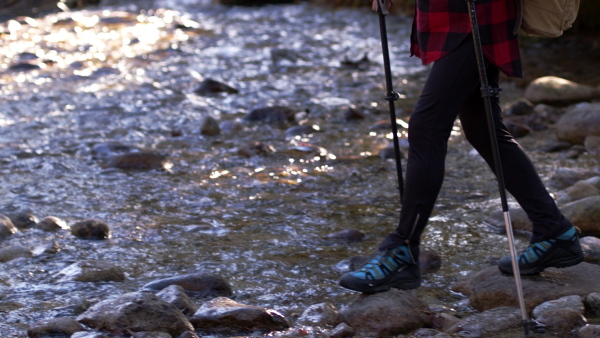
[410,0,522,78]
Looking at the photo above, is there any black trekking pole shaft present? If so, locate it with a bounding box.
[376,0,405,202]
[466,0,529,336]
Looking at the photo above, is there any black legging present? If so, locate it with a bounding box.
[380,35,572,253]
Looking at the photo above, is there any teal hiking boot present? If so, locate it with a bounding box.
[498,226,584,275]
[339,245,421,293]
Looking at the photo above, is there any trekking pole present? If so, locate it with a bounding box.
[465,0,529,336]
[375,0,404,202]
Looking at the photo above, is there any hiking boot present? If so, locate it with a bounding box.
[498,226,584,275]
[339,244,421,293]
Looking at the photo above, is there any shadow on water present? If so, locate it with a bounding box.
[0,0,598,336]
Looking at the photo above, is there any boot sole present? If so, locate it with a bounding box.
[339,271,421,293]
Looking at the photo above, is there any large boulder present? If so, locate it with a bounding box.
[524,76,598,104]
[339,289,430,336]
[454,263,600,312]
[556,103,600,144]
[76,291,194,336]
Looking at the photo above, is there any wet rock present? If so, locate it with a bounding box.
[419,249,442,274]
[92,142,139,160]
[56,260,126,282]
[524,76,598,104]
[0,245,33,262]
[71,332,111,338]
[541,140,572,152]
[410,328,451,337]
[127,332,171,338]
[189,297,290,334]
[562,144,587,159]
[8,62,41,72]
[27,317,85,338]
[243,106,296,125]
[340,53,372,71]
[535,308,587,333]
[236,141,275,157]
[556,102,600,144]
[8,211,38,229]
[156,284,199,316]
[328,322,355,338]
[142,272,233,298]
[104,152,170,170]
[219,120,244,133]
[446,306,522,337]
[178,331,200,338]
[485,196,600,236]
[505,98,534,116]
[76,291,194,336]
[585,135,600,156]
[343,106,365,121]
[532,295,584,318]
[0,214,18,240]
[284,124,320,137]
[193,78,238,96]
[581,236,600,262]
[339,289,430,336]
[504,117,531,138]
[428,311,460,332]
[199,115,220,136]
[71,219,111,240]
[325,229,365,243]
[584,293,600,317]
[578,325,600,338]
[297,302,340,327]
[453,263,600,312]
[270,48,307,66]
[36,216,68,232]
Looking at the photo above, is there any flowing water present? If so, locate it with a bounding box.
[0,1,598,336]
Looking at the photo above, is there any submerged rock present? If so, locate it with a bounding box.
[199,115,221,136]
[71,219,111,240]
[189,297,290,334]
[0,245,33,263]
[193,78,238,96]
[103,152,170,170]
[339,289,430,336]
[55,260,126,282]
[243,106,296,125]
[7,211,38,229]
[296,302,341,327]
[77,292,194,336]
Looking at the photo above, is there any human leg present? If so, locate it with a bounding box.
[339,37,483,292]
[458,60,583,274]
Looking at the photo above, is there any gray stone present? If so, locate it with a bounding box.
[584,292,600,317]
[578,325,600,338]
[199,116,220,136]
[453,263,600,312]
[0,245,33,263]
[297,302,340,327]
[36,216,68,232]
[535,308,587,333]
[27,317,85,337]
[0,214,18,240]
[581,236,600,263]
[340,289,430,336]
[190,297,290,334]
[76,291,194,336]
[524,76,598,104]
[446,306,522,337]
[142,273,232,298]
[156,284,198,316]
[532,295,584,318]
[585,135,600,156]
[55,260,126,282]
[556,102,600,144]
